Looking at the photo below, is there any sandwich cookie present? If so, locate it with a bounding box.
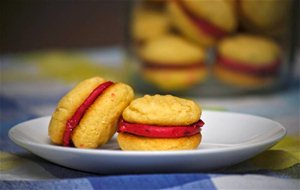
[214,35,281,87]
[140,35,207,91]
[167,0,237,47]
[239,0,291,37]
[132,9,170,46]
[48,77,134,148]
[117,94,204,151]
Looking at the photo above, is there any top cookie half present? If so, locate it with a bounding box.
[122,94,201,126]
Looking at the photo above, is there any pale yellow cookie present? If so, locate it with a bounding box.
[48,77,134,148]
[117,133,201,151]
[122,94,201,126]
[132,10,170,43]
[182,0,237,32]
[240,0,290,30]
[218,35,280,66]
[215,35,280,88]
[139,35,207,90]
[140,35,205,65]
[167,0,237,47]
[72,83,134,148]
[49,77,106,145]
[167,1,214,47]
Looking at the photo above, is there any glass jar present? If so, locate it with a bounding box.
[126,0,298,96]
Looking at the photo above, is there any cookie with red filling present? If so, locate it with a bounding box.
[140,35,207,91]
[167,0,237,47]
[214,35,281,87]
[117,94,204,151]
[239,0,291,37]
[132,9,170,45]
[48,77,134,148]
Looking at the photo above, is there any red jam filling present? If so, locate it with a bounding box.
[118,118,204,138]
[217,55,280,76]
[63,81,114,147]
[143,61,204,70]
[176,0,227,39]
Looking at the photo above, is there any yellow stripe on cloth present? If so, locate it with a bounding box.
[0,151,56,180]
[250,135,300,170]
[0,152,24,171]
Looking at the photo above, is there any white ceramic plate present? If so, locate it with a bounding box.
[9,111,286,174]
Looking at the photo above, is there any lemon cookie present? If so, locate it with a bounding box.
[140,35,207,91]
[214,35,281,87]
[239,0,291,36]
[167,0,237,47]
[132,10,170,45]
[48,77,134,148]
[117,94,204,151]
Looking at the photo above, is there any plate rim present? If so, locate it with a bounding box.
[8,110,286,156]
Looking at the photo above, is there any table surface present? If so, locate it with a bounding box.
[1,48,299,190]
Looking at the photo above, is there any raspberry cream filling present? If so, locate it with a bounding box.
[176,0,227,39]
[118,118,204,138]
[217,55,280,76]
[63,81,114,147]
[143,61,204,70]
